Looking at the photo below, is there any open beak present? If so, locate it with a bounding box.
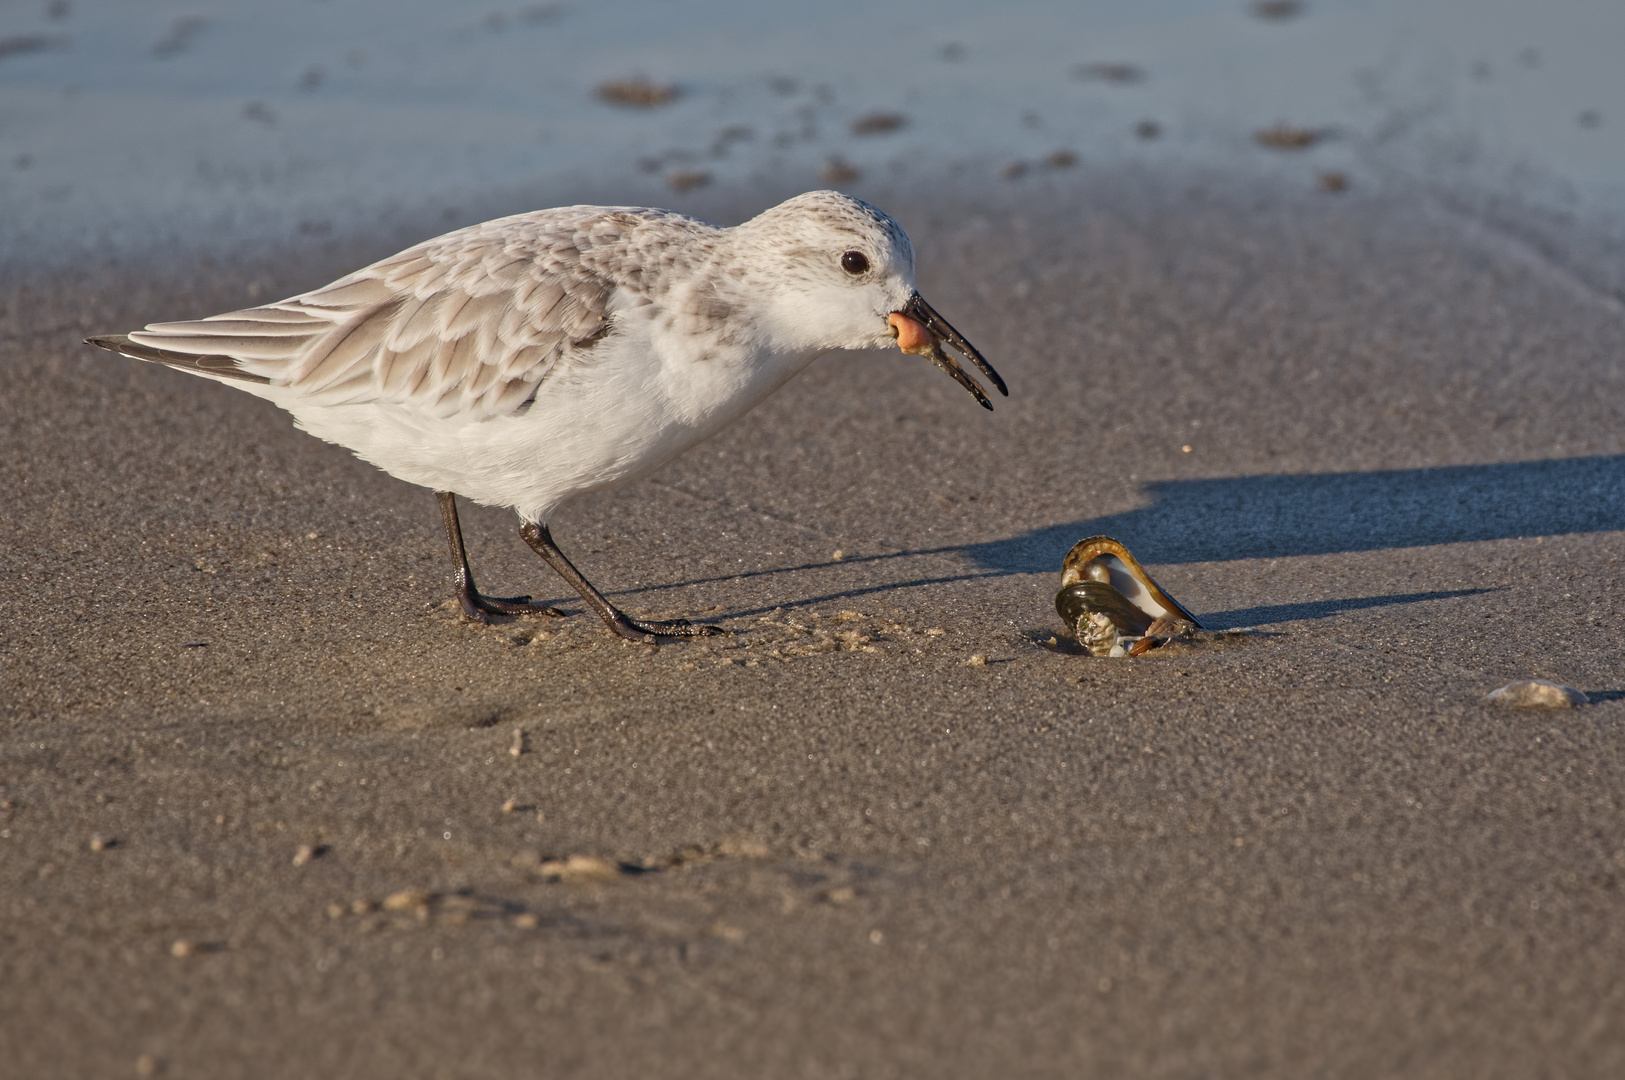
[886,293,1007,411]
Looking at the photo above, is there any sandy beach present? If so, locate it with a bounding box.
[5,170,1623,1077]
[4,2,1625,1076]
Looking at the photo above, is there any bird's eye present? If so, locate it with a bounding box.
[840,250,870,275]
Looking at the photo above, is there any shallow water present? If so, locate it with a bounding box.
[1,0,1620,267]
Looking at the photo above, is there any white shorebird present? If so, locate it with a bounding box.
[87,190,1005,641]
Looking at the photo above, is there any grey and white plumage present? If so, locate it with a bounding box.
[87,190,1003,640]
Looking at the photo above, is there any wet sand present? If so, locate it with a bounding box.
[3,171,1624,1077]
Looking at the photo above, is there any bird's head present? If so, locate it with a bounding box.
[732,190,1006,409]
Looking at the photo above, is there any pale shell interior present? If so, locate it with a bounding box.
[1088,554,1174,622]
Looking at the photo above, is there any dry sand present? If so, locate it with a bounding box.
[3,171,1624,1077]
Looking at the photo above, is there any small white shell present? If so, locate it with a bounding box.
[1487,680,1588,708]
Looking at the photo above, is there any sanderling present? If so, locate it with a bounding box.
[86,190,1005,640]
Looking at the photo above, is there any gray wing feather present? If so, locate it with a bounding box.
[122,210,629,420]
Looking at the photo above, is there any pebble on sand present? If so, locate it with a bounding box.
[666,169,710,193]
[1252,0,1304,19]
[1487,679,1589,708]
[819,159,860,185]
[716,835,772,859]
[538,854,619,882]
[596,77,677,107]
[135,1054,159,1077]
[292,844,317,866]
[1254,123,1319,149]
[1070,62,1143,84]
[852,112,906,135]
[89,834,113,851]
[509,727,526,757]
[383,888,434,911]
[964,653,987,667]
[169,939,195,958]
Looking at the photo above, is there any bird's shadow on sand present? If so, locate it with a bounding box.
[651,454,1624,625]
[1193,588,1498,629]
[958,454,1625,573]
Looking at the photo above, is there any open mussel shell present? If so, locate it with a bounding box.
[1056,536,1201,653]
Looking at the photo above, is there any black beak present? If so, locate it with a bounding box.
[899,293,1007,410]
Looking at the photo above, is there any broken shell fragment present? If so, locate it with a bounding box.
[1079,611,1124,658]
[1056,536,1200,657]
[1487,679,1588,708]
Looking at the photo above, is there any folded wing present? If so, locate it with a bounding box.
[116,214,621,420]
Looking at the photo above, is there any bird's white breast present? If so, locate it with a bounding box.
[272,303,822,523]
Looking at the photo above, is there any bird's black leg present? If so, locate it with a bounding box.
[437,491,566,622]
[518,520,723,642]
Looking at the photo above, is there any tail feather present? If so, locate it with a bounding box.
[83,335,273,385]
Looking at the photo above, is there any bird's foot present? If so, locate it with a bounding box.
[607,614,727,642]
[458,590,568,623]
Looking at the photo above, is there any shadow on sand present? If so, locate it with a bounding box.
[1198,588,1497,629]
[628,456,1620,625]
[958,454,1625,574]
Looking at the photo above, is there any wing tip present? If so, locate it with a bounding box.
[82,333,273,385]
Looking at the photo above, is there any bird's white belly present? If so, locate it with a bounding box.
[274,327,819,522]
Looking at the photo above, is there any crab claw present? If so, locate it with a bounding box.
[887,293,1006,410]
